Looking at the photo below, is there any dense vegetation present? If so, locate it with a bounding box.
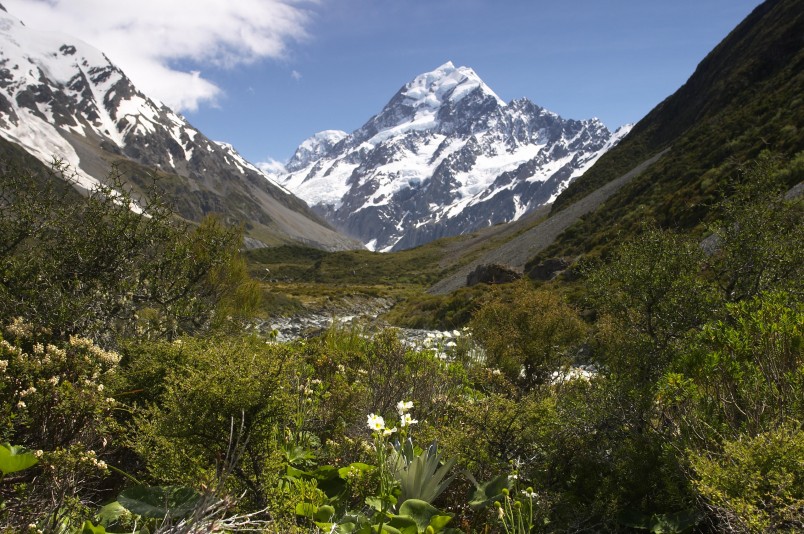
[1,145,801,533]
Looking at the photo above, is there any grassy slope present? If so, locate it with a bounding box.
[482,0,796,317]
[528,0,803,267]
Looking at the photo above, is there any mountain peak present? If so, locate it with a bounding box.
[276,62,626,251]
[402,62,505,109]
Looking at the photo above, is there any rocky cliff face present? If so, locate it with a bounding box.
[271,62,630,251]
[0,6,360,251]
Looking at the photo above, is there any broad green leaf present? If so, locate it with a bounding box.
[468,473,512,509]
[366,496,385,512]
[314,504,336,522]
[97,501,129,525]
[386,514,418,534]
[332,521,359,533]
[0,443,38,475]
[118,485,201,520]
[398,499,452,533]
[81,521,107,534]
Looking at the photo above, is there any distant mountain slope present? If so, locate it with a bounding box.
[0,5,360,251]
[271,62,629,251]
[536,0,803,262]
[428,150,669,295]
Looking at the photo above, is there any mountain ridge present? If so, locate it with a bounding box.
[0,6,361,251]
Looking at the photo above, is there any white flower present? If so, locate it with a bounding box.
[396,400,413,415]
[492,368,502,376]
[16,400,26,409]
[400,413,418,427]
[383,426,398,437]
[0,360,8,372]
[367,413,385,432]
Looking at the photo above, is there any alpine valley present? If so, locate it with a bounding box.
[0,4,359,251]
[269,62,630,251]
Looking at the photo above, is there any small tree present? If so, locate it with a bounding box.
[470,282,586,388]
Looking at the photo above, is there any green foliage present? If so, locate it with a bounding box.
[0,320,121,530]
[1,143,801,532]
[245,241,445,287]
[122,335,294,510]
[707,155,804,302]
[81,520,110,534]
[307,327,466,441]
[689,422,804,532]
[619,508,703,533]
[469,281,586,387]
[662,291,803,445]
[0,442,38,475]
[394,498,453,533]
[384,285,486,330]
[388,439,456,506]
[586,227,716,389]
[0,162,255,345]
[467,473,512,510]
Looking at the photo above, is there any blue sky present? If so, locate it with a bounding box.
[4,0,764,164]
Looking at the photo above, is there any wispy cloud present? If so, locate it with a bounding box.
[291,70,303,81]
[3,0,317,112]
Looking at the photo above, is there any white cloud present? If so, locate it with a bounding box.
[291,70,303,81]
[2,0,316,112]
[257,158,288,175]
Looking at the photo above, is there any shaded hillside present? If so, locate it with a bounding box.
[538,0,803,263]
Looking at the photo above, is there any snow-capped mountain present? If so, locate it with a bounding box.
[270,62,631,251]
[0,5,359,251]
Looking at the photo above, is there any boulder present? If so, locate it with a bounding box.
[466,263,522,286]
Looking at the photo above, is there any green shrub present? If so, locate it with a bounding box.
[122,335,295,512]
[469,281,586,388]
[0,319,121,530]
[0,163,255,346]
[689,422,804,532]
